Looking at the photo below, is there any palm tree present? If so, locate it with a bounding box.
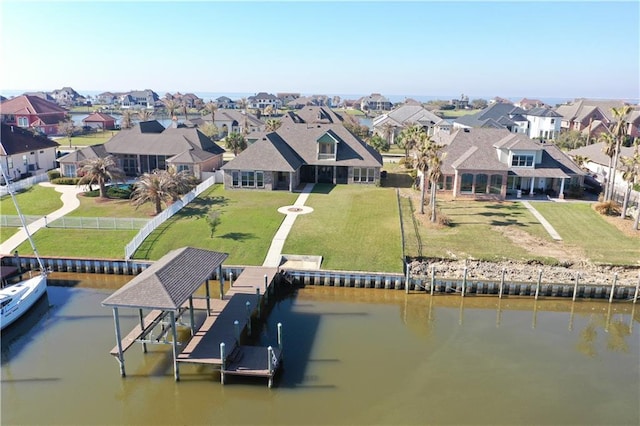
[130,170,174,215]
[164,165,198,201]
[181,101,189,122]
[413,137,430,214]
[225,132,247,156]
[398,124,425,164]
[238,98,249,135]
[264,105,274,117]
[202,101,218,124]
[572,155,591,171]
[600,133,617,201]
[78,155,126,199]
[608,105,633,200]
[619,143,640,220]
[382,122,396,145]
[163,99,179,121]
[121,109,134,129]
[265,118,282,132]
[427,145,445,223]
[137,109,153,122]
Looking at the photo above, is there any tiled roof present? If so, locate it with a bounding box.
[0,124,59,155]
[0,95,67,115]
[101,247,228,310]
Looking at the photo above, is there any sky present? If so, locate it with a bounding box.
[1,0,639,102]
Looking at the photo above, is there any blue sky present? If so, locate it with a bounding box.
[1,1,638,102]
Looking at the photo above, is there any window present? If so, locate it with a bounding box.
[460,173,473,193]
[550,119,555,124]
[63,164,76,177]
[177,165,190,172]
[241,171,255,187]
[353,167,375,183]
[475,174,488,194]
[445,175,453,190]
[232,171,239,187]
[318,142,336,160]
[511,155,534,167]
[490,175,502,194]
[256,171,264,188]
[17,117,28,127]
[7,158,13,168]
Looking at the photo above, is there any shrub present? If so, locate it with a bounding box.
[47,170,61,180]
[593,200,620,216]
[51,177,81,185]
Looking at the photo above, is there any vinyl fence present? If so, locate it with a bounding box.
[46,216,149,230]
[0,173,50,196]
[124,176,217,260]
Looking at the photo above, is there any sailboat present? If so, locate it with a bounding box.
[0,161,48,331]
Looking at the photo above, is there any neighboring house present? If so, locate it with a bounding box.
[359,93,392,112]
[50,87,82,106]
[248,92,281,111]
[287,95,330,109]
[221,107,383,191]
[201,109,265,137]
[453,103,530,134]
[372,103,447,145]
[82,112,117,131]
[525,107,562,140]
[436,128,584,200]
[96,92,118,105]
[215,96,236,109]
[57,144,109,178]
[515,98,548,110]
[489,97,512,105]
[23,91,55,102]
[580,120,611,142]
[554,99,628,132]
[0,95,68,135]
[450,94,469,109]
[57,121,224,180]
[277,93,301,105]
[120,90,159,109]
[164,92,203,109]
[568,142,636,193]
[624,109,640,139]
[0,123,59,180]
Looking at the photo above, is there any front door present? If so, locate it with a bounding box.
[318,166,333,183]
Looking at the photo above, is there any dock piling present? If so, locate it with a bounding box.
[234,320,240,343]
[430,266,435,296]
[573,273,579,302]
[499,269,505,299]
[634,274,639,304]
[277,322,283,353]
[535,270,542,300]
[609,273,617,303]
[246,301,252,336]
[256,288,261,317]
[229,271,234,287]
[462,267,467,297]
[220,342,226,385]
[267,346,275,388]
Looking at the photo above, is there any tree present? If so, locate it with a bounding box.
[413,136,430,214]
[137,109,153,121]
[608,106,633,200]
[398,124,425,163]
[163,99,179,120]
[130,169,174,215]
[181,101,189,121]
[199,122,219,141]
[381,122,396,145]
[225,132,247,156]
[369,134,390,153]
[77,155,126,198]
[202,101,218,125]
[471,98,488,109]
[164,165,198,201]
[555,130,587,150]
[264,105,274,117]
[265,118,282,132]
[121,109,134,129]
[58,119,76,148]
[206,210,221,238]
[427,145,445,223]
[600,133,617,201]
[343,114,369,139]
[619,143,640,220]
[572,155,591,170]
[238,98,249,135]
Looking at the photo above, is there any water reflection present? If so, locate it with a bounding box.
[1,275,638,425]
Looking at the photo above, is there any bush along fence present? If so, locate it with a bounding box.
[124,176,216,260]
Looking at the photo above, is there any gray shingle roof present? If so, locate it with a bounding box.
[454,103,526,128]
[568,142,636,168]
[57,144,108,163]
[101,247,228,310]
[221,132,305,172]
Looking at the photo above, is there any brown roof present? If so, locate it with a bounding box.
[0,95,67,115]
[82,112,116,123]
[0,124,59,155]
[101,247,228,310]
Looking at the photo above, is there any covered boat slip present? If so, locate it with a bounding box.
[101,246,282,386]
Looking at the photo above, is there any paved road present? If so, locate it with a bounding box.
[0,182,84,255]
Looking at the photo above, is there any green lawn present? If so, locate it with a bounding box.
[436,109,481,119]
[530,202,639,265]
[14,229,138,258]
[133,185,298,264]
[66,193,155,218]
[283,184,403,272]
[413,199,558,263]
[56,131,118,148]
[0,185,63,216]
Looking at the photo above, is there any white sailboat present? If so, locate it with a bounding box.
[0,160,48,331]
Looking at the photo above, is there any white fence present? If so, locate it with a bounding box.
[47,216,149,230]
[124,176,217,260]
[0,173,50,196]
[0,215,41,227]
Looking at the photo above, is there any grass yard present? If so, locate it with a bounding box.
[0,185,63,216]
[283,184,403,273]
[133,185,298,264]
[55,131,118,149]
[14,229,138,258]
[530,201,639,265]
[409,197,558,263]
[66,192,155,218]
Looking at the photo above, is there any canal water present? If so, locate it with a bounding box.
[2,272,639,425]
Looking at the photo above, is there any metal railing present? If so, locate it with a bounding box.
[124,176,217,260]
[0,215,41,227]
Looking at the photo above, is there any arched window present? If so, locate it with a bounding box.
[461,173,473,193]
[475,174,488,194]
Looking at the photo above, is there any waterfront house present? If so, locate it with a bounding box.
[372,102,448,145]
[0,123,59,181]
[0,95,68,136]
[553,99,631,132]
[57,121,224,180]
[200,108,265,137]
[435,128,584,200]
[248,92,281,112]
[82,112,117,131]
[221,107,383,191]
[359,93,393,112]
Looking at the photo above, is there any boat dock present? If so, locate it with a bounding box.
[102,248,286,388]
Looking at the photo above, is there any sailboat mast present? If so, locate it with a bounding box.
[0,156,47,275]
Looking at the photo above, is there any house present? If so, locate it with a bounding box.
[0,123,59,181]
[435,128,584,200]
[554,99,628,132]
[450,94,469,109]
[164,92,203,109]
[276,93,300,105]
[0,95,68,135]
[50,87,82,106]
[454,103,530,134]
[525,107,562,140]
[23,91,55,102]
[57,144,109,178]
[580,120,611,142]
[221,107,383,191]
[359,93,392,112]
[515,98,548,110]
[214,96,236,109]
[96,92,118,105]
[287,95,330,109]
[372,103,448,145]
[489,97,512,105]
[623,109,640,139]
[82,112,117,131]
[120,90,159,109]
[57,121,224,180]
[200,108,265,137]
[248,92,281,111]
[568,142,636,193]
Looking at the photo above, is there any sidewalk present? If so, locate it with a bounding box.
[262,183,315,267]
[0,182,84,255]
[520,201,562,241]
